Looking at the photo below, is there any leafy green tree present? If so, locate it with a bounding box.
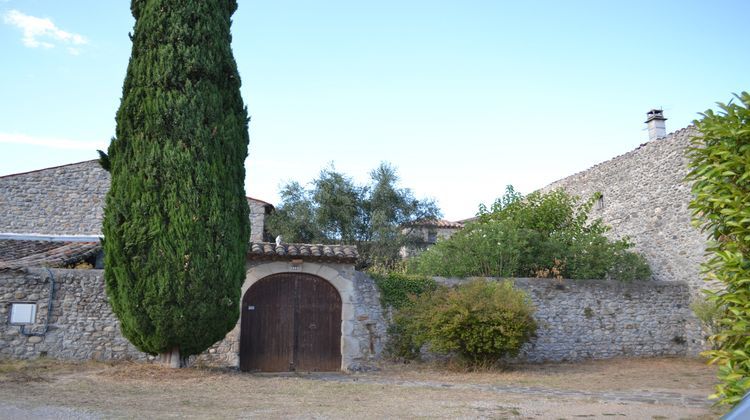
[102,0,250,366]
[270,181,321,244]
[686,91,750,406]
[312,166,363,243]
[266,162,440,269]
[411,187,650,281]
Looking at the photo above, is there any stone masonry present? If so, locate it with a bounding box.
[2,264,386,371]
[538,127,708,353]
[540,127,706,293]
[195,261,387,371]
[437,277,691,362]
[0,160,271,240]
[248,199,272,242]
[0,267,146,361]
[2,266,692,367]
[0,161,107,236]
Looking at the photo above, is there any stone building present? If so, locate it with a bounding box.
[540,113,706,294]
[1,119,710,368]
[0,160,387,371]
[539,112,708,352]
[400,219,464,258]
[0,160,274,242]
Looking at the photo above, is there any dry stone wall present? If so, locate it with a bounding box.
[436,277,692,362]
[538,127,709,354]
[2,267,693,366]
[0,267,146,361]
[0,161,106,236]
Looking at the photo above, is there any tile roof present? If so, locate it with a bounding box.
[407,219,465,229]
[0,239,101,269]
[248,242,359,263]
[247,196,274,208]
[0,239,358,268]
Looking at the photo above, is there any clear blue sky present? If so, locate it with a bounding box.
[1,1,748,220]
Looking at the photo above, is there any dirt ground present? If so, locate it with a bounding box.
[0,357,725,419]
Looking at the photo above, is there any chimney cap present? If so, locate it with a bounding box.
[645,109,667,123]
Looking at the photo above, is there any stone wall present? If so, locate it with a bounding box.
[436,277,693,362]
[540,127,707,294]
[0,160,271,241]
[0,267,146,361]
[1,266,694,366]
[248,200,269,242]
[350,270,388,369]
[0,161,106,236]
[538,127,709,354]
[1,264,385,371]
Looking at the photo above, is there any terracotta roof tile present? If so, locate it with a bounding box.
[407,219,465,229]
[248,242,358,263]
[0,239,101,269]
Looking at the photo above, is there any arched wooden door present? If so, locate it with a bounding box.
[240,273,342,372]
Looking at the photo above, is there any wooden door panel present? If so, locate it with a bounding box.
[240,275,295,372]
[240,272,342,372]
[296,276,342,372]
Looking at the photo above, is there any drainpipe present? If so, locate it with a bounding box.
[20,268,56,337]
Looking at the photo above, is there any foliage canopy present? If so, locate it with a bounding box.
[686,91,750,406]
[266,162,440,269]
[102,0,249,359]
[409,187,651,281]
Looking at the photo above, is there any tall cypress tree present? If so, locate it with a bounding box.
[102,0,250,366]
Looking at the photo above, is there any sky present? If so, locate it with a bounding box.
[1,1,748,221]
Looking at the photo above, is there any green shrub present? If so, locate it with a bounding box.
[606,247,652,282]
[384,312,424,361]
[408,219,522,278]
[686,91,750,406]
[391,279,537,365]
[690,294,726,349]
[369,270,437,361]
[410,187,651,281]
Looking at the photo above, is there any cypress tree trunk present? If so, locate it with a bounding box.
[103,0,250,367]
[159,346,182,368]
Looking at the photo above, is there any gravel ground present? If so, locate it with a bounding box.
[0,357,725,419]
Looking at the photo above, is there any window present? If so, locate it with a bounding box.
[595,195,604,211]
[9,303,36,325]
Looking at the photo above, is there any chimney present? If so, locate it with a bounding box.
[645,109,667,141]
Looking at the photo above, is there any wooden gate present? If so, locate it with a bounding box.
[239,273,342,372]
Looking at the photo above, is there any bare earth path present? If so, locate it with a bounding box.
[0,358,724,419]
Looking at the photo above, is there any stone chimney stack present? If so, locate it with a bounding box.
[645,109,667,141]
